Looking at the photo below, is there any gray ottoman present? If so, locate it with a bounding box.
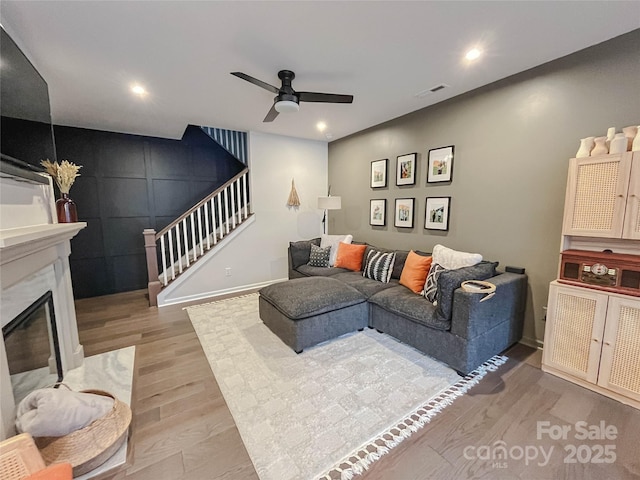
[259,276,368,353]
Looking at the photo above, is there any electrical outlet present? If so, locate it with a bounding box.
[225,267,231,277]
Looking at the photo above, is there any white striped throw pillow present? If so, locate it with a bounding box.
[363,250,396,283]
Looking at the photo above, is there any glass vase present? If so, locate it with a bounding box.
[56,193,78,223]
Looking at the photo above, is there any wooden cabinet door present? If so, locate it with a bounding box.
[597,296,640,401]
[543,283,609,383]
[622,153,640,239]
[562,154,632,238]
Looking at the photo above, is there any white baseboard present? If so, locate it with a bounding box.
[158,277,288,308]
[519,336,543,349]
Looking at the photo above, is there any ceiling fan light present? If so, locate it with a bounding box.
[274,100,300,113]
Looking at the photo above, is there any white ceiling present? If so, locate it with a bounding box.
[1,1,639,142]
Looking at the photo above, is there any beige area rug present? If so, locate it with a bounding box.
[186,293,506,480]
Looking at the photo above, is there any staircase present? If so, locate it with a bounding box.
[144,167,252,306]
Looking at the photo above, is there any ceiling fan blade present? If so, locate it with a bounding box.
[298,92,354,103]
[263,103,279,122]
[231,72,279,94]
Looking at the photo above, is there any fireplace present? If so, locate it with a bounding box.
[3,290,64,404]
[0,163,86,440]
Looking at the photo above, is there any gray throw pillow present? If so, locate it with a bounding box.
[308,244,331,268]
[363,250,396,283]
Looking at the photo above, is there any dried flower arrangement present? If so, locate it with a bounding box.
[41,159,82,194]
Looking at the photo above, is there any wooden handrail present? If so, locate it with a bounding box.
[155,167,248,239]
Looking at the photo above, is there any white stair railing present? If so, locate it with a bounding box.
[144,168,251,305]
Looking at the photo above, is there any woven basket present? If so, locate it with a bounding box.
[34,390,132,477]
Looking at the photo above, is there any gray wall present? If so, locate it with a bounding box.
[327,30,640,347]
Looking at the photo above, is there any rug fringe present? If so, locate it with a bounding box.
[317,354,508,479]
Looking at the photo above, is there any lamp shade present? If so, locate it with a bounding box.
[318,196,341,210]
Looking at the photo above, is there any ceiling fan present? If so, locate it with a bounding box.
[231,70,354,122]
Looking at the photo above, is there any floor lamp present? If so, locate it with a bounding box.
[317,195,341,234]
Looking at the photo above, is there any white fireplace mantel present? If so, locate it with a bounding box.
[0,169,87,440]
[1,223,86,290]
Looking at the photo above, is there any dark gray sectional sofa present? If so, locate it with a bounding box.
[285,238,528,375]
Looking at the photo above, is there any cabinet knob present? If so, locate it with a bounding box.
[592,338,599,343]
[604,341,611,346]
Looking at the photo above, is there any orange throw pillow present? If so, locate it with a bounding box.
[400,250,433,294]
[335,242,367,271]
[26,463,73,480]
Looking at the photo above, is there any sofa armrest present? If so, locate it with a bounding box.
[450,272,527,340]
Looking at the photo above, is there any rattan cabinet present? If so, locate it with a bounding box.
[543,282,640,408]
[562,152,640,239]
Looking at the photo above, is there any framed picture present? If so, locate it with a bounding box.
[369,199,386,226]
[370,159,388,188]
[394,198,415,228]
[425,196,451,231]
[396,153,417,186]
[427,145,454,183]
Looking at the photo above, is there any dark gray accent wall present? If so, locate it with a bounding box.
[328,30,640,346]
[54,125,244,299]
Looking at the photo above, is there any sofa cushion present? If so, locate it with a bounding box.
[399,250,433,294]
[321,234,353,266]
[391,250,409,279]
[289,238,320,269]
[332,271,399,298]
[335,242,367,271]
[368,285,451,331]
[308,244,331,267]
[259,277,366,320]
[363,249,396,283]
[434,261,499,322]
[432,244,482,270]
[296,264,350,277]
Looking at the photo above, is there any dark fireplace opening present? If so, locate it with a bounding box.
[2,291,63,396]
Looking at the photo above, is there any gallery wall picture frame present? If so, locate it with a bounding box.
[369,199,386,226]
[427,145,454,183]
[394,197,415,228]
[425,196,451,231]
[396,152,417,186]
[370,159,388,188]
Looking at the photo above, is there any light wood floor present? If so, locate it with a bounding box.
[75,290,640,480]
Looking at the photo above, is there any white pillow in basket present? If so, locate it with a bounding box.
[321,234,353,266]
[432,244,482,270]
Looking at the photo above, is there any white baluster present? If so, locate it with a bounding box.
[242,173,249,218]
[204,201,211,250]
[197,206,204,256]
[168,228,175,280]
[217,192,224,239]
[224,188,230,234]
[160,234,168,286]
[236,178,242,223]
[182,218,190,267]
[230,183,237,230]
[211,198,217,245]
[176,222,183,274]
[190,212,197,261]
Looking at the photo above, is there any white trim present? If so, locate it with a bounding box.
[318,355,508,480]
[161,277,287,308]
[519,336,543,349]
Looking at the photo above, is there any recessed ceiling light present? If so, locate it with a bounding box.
[465,48,482,61]
[316,121,327,132]
[131,84,146,96]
